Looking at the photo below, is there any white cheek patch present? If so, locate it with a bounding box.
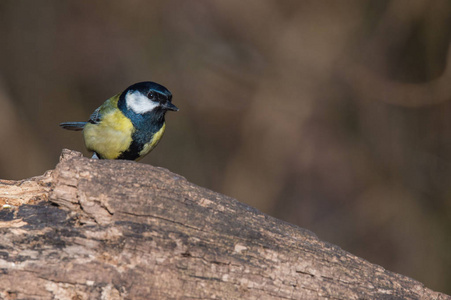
[125,91,159,114]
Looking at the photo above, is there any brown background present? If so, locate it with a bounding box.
[0,0,450,294]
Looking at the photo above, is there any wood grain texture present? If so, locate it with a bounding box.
[0,149,448,299]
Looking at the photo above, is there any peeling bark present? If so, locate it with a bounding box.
[0,149,448,299]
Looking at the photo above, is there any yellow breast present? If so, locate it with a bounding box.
[83,108,134,160]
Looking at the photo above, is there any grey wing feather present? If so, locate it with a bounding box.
[88,107,102,124]
[60,105,103,131]
[59,122,87,131]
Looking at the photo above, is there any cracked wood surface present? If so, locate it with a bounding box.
[0,149,449,299]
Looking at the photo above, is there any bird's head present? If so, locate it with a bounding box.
[120,81,178,116]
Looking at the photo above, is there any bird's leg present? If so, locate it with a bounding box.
[91,152,100,159]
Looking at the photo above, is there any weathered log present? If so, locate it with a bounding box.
[0,149,448,299]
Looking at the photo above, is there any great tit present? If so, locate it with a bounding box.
[60,81,178,160]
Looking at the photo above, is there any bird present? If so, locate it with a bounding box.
[60,81,178,160]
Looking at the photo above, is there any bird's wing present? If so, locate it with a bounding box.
[87,94,121,125]
[88,106,102,124]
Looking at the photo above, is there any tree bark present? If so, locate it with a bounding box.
[0,149,448,300]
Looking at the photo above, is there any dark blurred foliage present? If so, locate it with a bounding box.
[0,0,450,293]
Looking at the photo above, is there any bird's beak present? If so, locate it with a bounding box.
[162,102,179,111]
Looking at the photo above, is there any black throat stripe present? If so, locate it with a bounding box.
[117,118,165,160]
[117,138,144,160]
[117,94,166,160]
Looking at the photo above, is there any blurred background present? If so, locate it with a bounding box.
[0,0,450,293]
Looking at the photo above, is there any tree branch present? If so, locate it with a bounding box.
[0,149,448,299]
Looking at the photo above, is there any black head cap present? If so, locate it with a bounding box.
[126,81,172,100]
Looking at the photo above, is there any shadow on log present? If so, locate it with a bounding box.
[0,149,449,299]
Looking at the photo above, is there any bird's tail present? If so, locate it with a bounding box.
[59,122,87,131]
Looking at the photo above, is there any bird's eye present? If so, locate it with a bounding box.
[148,91,155,99]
